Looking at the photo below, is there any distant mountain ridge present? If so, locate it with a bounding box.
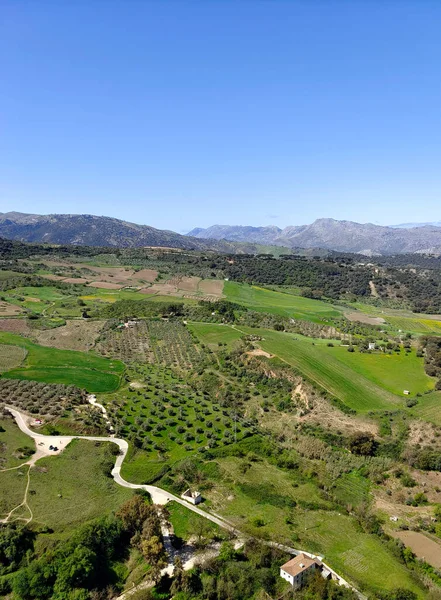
[2,212,441,255]
[188,218,441,255]
[0,212,274,254]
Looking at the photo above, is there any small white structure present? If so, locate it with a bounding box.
[390,516,399,522]
[125,320,140,328]
[181,489,202,505]
[368,342,376,351]
[280,553,321,589]
[403,390,410,395]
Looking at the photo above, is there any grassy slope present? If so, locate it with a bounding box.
[167,500,222,541]
[241,328,403,412]
[412,391,441,425]
[330,346,434,396]
[224,281,343,322]
[28,439,132,532]
[0,331,124,392]
[0,418,34,469]
[207,457,420,595]
[187,322,244,350]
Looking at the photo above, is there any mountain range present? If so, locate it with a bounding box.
[0,212,273,254]
[188,219,441,255]
[2,212,441,255]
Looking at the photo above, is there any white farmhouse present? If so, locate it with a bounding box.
[280,553,322,589]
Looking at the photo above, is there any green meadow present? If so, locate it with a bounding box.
[240,328,404,412]
[224,281,343,322]
[412,391,441,425]
[207,457,421,596]
[0,331,124,392]
[187,322,244,350]
[330,346,434,396]
[28,439,132,533]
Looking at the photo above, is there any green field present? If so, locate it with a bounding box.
[167,500,223,542]
[331,346,434,396]
[0,418,34,469]
[28,439,132,532]
[207,457,420,595]
[351,301,441,335]
[187,322,244,350]
[0,331,124,392]
[412,391,441,425]
[224,282,343,322]
[240,328,403,412]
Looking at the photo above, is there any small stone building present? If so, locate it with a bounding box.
[181,489,202,505]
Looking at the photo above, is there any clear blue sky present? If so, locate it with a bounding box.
[1,1,441,232]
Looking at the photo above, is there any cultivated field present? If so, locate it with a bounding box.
[0,331,124,392]
[224,282,343,322]
[33,319,104,352]
[0,343,27,372]
[241,328,403,412]
[188,322,243,350]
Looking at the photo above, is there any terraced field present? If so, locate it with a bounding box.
[187,322,244,350]
[0,343,27,372]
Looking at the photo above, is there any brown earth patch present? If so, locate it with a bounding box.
[139,288,156,295]
[87,281,124,290]
[345,311,385,325]
[132,269,158,283]
[390,531,441,569]
[406,420,441,450]
[62,277,89,284]
[0,302,22,316]
[247,348,273,359]
[199,280,224,297]
[0,318,30,334]
[40,274,68,281]
[33,320,104,352]
[26,297,41,303]
[177,276,201,292]
[149,283,180,295]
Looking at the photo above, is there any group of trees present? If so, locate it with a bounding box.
[3,494,166,600]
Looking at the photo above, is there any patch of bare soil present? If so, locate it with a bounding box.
[40,274,68,281]
[62,277,89,284]
[406,420,441,450]
[129,381,145,389]
[132,269,158,283]
[247,348,273,359]
[390,531,441,569]
[149,283,180,295]
[139,288,156,294]
[0,303,22,317]
[345,311,385,325]
[33,320,104,352]
[87,281,124,290]
[0,319,30,334]
[177,276,201,292]
[369,280,379,297]
[199,279,224,297]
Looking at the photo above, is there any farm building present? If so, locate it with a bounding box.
[403,390,410,395]
[368,342,376,350]
[280,553,327,589]
[181,489,202,505]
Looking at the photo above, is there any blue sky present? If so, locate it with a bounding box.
[1,1,441,232]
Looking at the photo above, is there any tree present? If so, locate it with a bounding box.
[348,432,377,456]
[116,495,152,536]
